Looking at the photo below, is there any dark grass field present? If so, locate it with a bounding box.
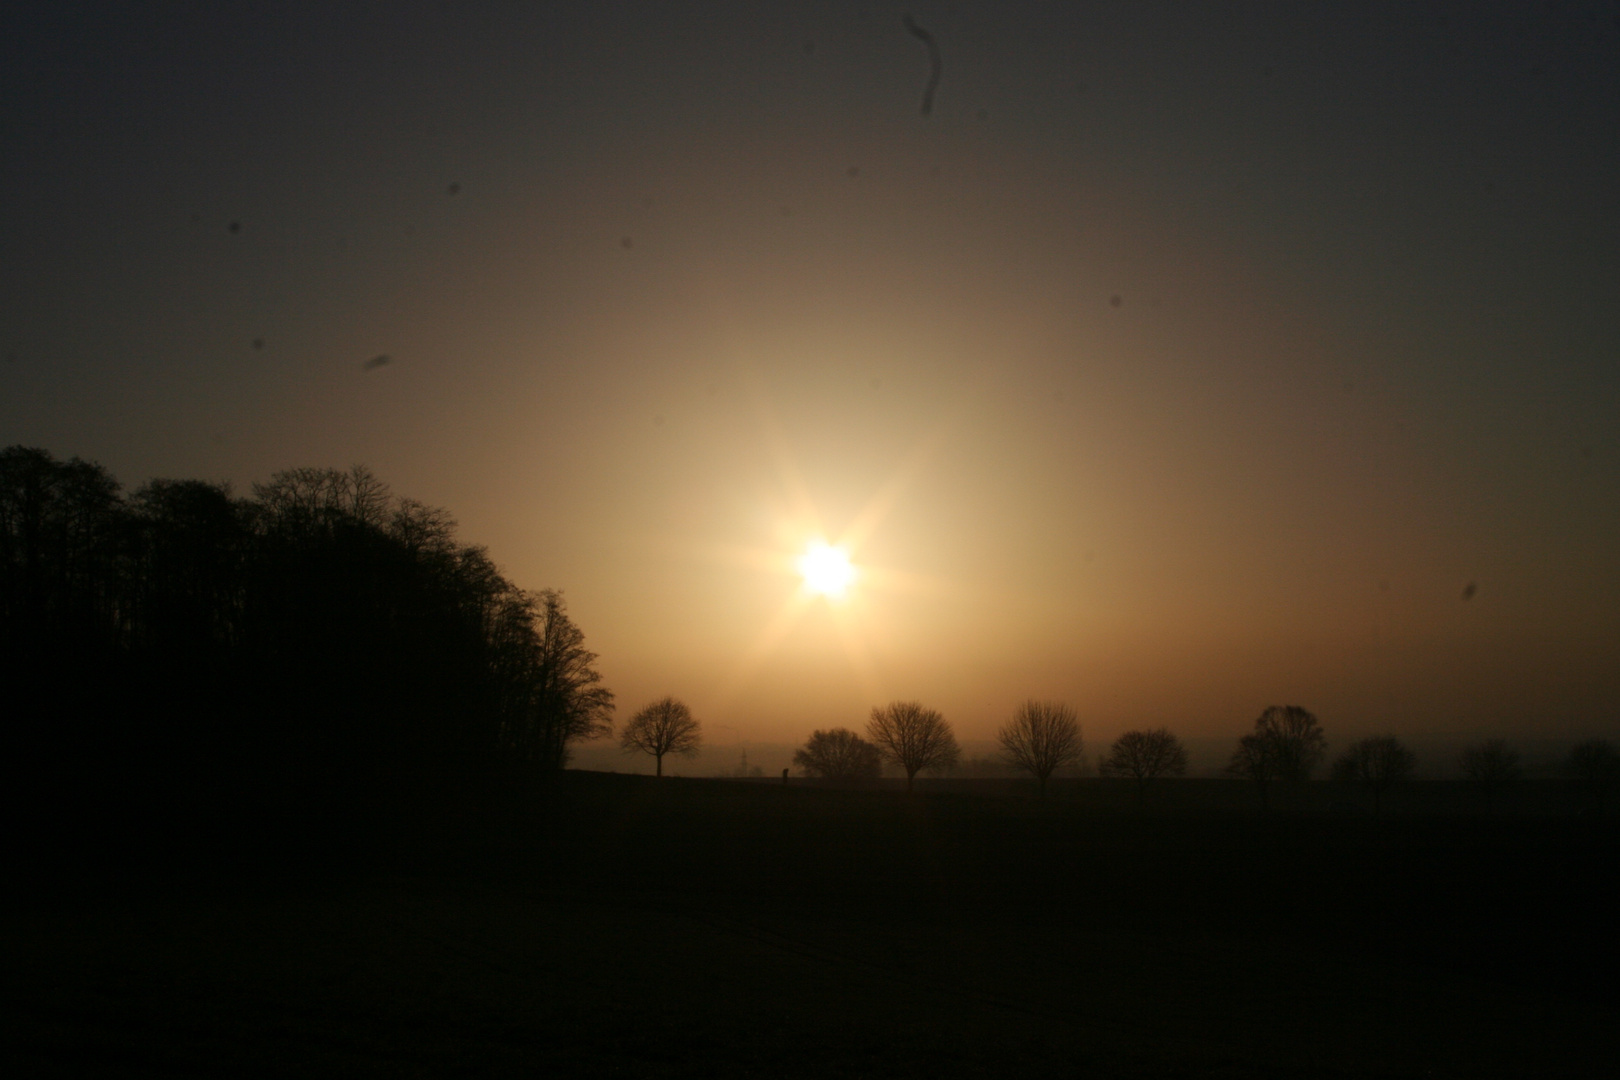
[6,773,1617,1078]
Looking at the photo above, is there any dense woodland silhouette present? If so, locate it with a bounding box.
[1,446,611,836]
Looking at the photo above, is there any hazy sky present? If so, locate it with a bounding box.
[4,2,1617,751]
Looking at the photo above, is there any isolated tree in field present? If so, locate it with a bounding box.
[1226,706,1325,810]
[1458,739,1521,815]
[866,701,960,792]
[620,697,702,777]
[1331,736,1416,816]
[794,728,883,782]
[997,700,1083,797]
[1564,738,1620,814]
[1103,728,1188,797]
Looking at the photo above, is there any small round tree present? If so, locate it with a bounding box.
[619,696,702,777]
[1103,728,1188,798]
[1565,738,1620,814]
[1331,735,1416,816]
[997,701,1083,798]
[866,701,959,792]
[794,728,883,782]
[1459,739,1521,815]
[1226,705,1326,811]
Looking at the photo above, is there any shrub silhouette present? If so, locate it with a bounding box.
[1331,736,1416,816]
[1226,705,1326,811]
[1458,739,1522,816]
[1565,738,1620,814]
[1103,728,1188,798]
[793,728,882,782]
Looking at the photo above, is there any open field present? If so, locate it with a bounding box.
[6,773,1616,1078]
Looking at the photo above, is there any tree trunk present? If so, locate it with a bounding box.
[906,769,916,793]
[656,753,663,778]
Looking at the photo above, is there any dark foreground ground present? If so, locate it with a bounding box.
[6,774,1617,1078]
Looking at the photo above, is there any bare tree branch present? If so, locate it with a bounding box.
[620,696,702,777]
[867,701,959,792]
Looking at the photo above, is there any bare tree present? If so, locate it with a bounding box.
[866,701,959,792]
[1226,706,1325,810]
[997,700,1083,797]
[1331,736,1416,816]
[793,728,883,782]
[1458,739,1521,815]
[1103,728,1188,798]
[1565,738,1620,814]
[620,697,702,777]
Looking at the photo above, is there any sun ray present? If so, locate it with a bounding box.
[703,367,994,709]
[833,412,956,555]
[711,585,815,708]
[826,596,885,704]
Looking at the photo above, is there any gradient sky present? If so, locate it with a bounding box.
[4,2,1617,755]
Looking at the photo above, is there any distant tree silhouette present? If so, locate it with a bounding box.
[1226,706,1326,810]
[794,728,883,782]
[1564,738,1620,815]
[620,697,702,776]
[1458,739,1521,816]
[1103,728,1188,798]
[1331,736,1416,816]
[997,701,1082,797]
[867,701,959,792]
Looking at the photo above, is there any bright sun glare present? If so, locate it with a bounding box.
[797,540,855,599]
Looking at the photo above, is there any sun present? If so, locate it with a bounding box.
[797,540,855,599]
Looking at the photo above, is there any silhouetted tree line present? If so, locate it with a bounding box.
[1,447,611,829]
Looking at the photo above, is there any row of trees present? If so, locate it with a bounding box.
[2,446,614,818]
[791,701,1184,797]
[793,699,1155,796]
[1220,706,1620,813]
[795,701,963,792]
[785,697,1620,814]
